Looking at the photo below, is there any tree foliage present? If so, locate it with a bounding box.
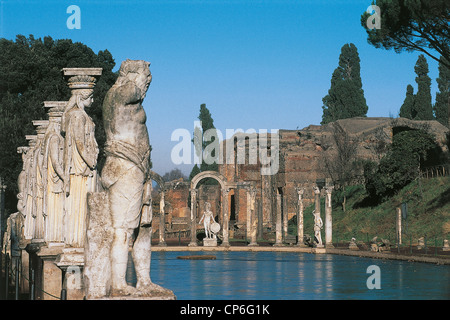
[399,84,415,119]
[412,54,434,120]
[0,34,117,212]
[321,43,368,125]
[189,103,218,181]
[364,129,443,201]
[361,0,450,69]
[434,56,450,127]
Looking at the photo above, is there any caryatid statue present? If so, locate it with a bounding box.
[23,136,37,240]
[61,68,101,247]
[101,59,172,297]
[43,102,66,243]
[32,120,49,241]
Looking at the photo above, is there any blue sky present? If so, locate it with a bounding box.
[0,0,441,176]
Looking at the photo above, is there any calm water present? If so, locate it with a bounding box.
[126,251,450,300]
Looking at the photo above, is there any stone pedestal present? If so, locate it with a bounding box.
[37,244,64,300]
[84,191,113,299]
[203,238,218,247]
[55,248,85,300]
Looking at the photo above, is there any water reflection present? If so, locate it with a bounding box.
[126,251,450,300]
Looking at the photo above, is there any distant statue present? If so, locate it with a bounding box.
[312,210,323,246]
[101,59,171,297]
[199,202,217,239]
[61,87,99,247]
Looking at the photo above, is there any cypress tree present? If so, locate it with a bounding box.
[399,85,415,119]
[189,103,218,180]
[321,43,368,124]
[412,55,433,120]
[434,56,450,127]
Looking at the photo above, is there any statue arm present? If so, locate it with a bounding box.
[114,81,141,106]
[71,113,97,170]
[49,135,64,181]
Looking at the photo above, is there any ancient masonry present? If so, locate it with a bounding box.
[2,62,449,300]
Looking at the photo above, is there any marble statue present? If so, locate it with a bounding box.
[312,209,323,247]
[23,136,37,240]
[43,104,66,243]
[32,121,49,241]
[101,59,172,297]
[61,87,99,247]
[199,202,217,239]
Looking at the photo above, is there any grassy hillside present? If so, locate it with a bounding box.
[290,176,450,246]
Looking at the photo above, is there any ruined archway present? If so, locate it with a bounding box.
[189,171,231,246]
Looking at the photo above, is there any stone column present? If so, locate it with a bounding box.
[324,186,334,248]
[295,187,307,247]
[246,188,251,241]
[274,192,283,246]
[189,189,198,246]
[282,191,288,243]
[248,187,258,246]
[396,207,402,245]
[158,191,167,246]
[221,188,230,247]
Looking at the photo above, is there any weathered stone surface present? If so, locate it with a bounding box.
[84,191,113,299]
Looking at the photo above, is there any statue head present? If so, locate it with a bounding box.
[117,59,152,99]
[61,89,93,135]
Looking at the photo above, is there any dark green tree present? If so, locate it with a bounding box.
[0,34,117,213]
[399,84,415,119]
[412,55,434,120]
[189,103,218,180]
[361,0,450,69]
[434,56,450,127]
[321,43,368,124]
[364,129,442,201]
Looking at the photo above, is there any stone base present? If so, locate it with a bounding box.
[93,293,176,300]
[312,247,326,254]
[203,238,217,247]
[349,244,359,251]
[55,248,84,268]
[443,247,450,251]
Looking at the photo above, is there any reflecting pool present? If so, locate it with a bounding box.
[126,251,450,300]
